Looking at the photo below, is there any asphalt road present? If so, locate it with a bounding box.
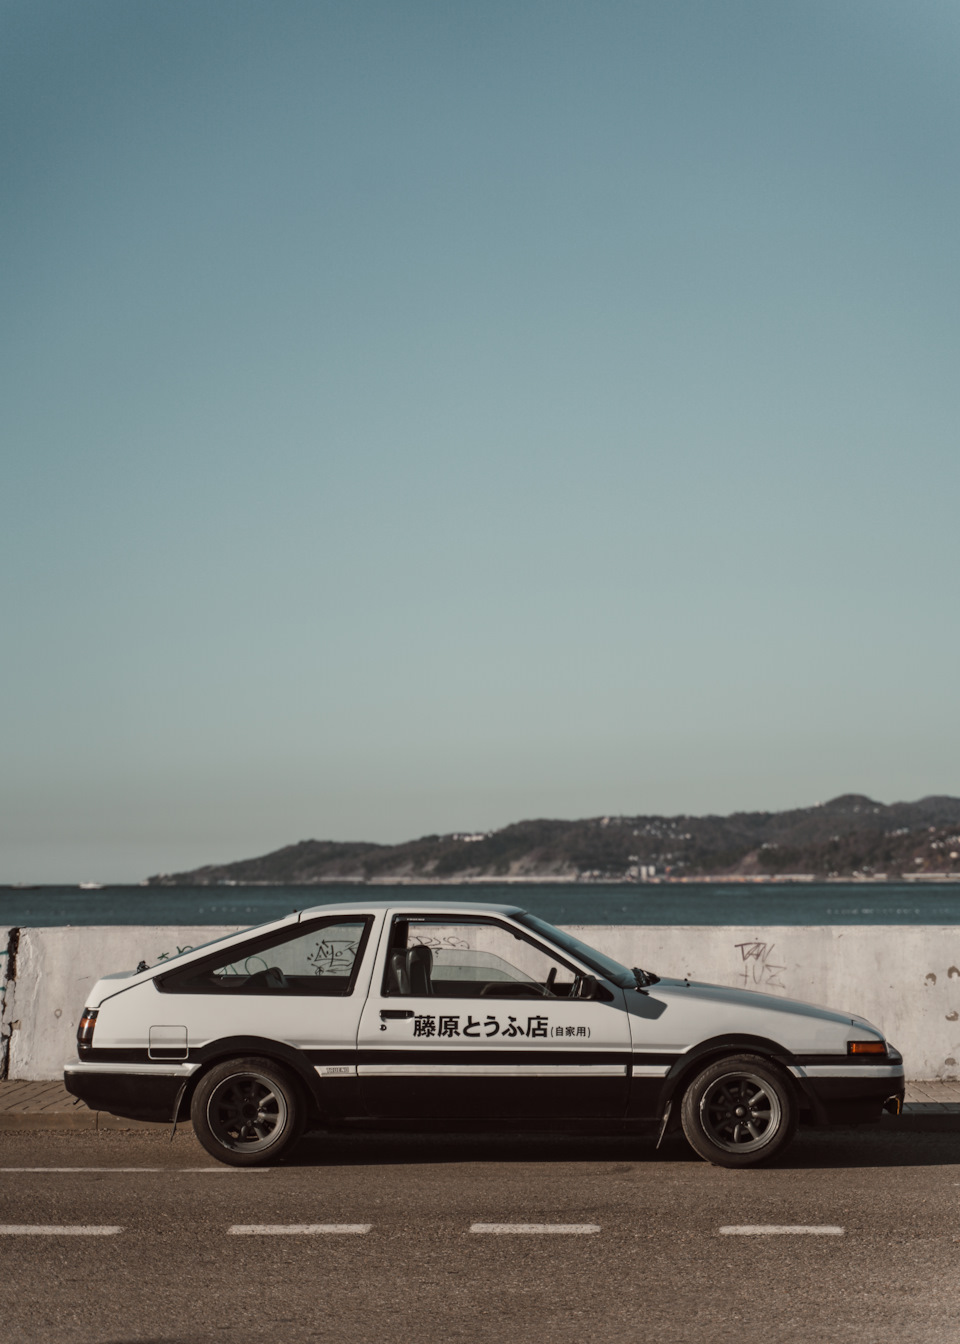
[2,1117,960,1344]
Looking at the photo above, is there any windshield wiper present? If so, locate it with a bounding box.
[632,966,660,990]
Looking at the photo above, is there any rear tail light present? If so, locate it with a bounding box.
[848,1039,886,1055]
[77,1009,98,1047]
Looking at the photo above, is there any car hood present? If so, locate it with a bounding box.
[650,977,867,1029]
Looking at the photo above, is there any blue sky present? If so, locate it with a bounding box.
[2,1,959,882]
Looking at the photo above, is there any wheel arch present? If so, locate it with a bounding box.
[178,1036,326,1122]
[659,1034,811,1132]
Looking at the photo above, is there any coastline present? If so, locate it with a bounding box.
[146,872,960,887]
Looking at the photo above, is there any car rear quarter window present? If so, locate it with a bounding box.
[156,917,372,996]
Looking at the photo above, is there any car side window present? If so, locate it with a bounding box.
[383,918,579,999]
[157,918,372,995]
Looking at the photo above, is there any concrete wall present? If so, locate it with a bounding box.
[4,923,960,1080]
[2,926,240,1082]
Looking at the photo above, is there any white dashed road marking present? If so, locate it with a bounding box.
[228,1224,372,1235]
[0,1225,122,1236]
[470,1223,601,1235]
[720,1225,844,1236]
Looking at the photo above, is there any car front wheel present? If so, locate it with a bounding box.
[680,1054,797,1168]
[191,1056,304,1166]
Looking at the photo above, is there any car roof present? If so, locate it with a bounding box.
[296,899,526,919]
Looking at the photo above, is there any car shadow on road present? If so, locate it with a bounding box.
[286,1128,694,1167]
[280,1113,960,1170]
[770,1114,960,1169]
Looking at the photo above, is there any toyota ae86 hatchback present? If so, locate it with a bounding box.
[64,902,904,1168]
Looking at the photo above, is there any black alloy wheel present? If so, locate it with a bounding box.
[680,1054,798,1168]
[191,1056,305,1166]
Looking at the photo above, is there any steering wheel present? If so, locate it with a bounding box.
[243,965,289,991]
[544,967,558,996]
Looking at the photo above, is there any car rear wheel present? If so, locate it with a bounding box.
[191,1057,305,1166]
[680,1054,797,1168]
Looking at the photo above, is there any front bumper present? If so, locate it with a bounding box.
[789,1060,905,1126]
[64,1061,200,1123]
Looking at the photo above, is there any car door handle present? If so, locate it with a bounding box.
[380,1009,414,1020]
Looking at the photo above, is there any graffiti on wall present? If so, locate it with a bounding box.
[735,940,786,991]
[0,940,11,1078]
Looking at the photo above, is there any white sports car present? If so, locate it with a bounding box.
[64,901,904,1167]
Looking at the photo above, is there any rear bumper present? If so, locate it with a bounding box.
[64,1061,199,1123]
[789,1061,905,1126]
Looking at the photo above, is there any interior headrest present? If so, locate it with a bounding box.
[406,944,433,973]
[388,949,409,994]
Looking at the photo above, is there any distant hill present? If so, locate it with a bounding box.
[146,794,960,885]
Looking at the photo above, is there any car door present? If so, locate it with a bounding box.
[356,912,632,1119]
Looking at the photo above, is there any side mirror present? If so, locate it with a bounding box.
[578,974,598,1000]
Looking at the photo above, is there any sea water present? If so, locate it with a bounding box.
[2,882,960,928]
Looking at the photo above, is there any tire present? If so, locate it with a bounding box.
[680,1054,798,1168]
[191,1056,305,1167]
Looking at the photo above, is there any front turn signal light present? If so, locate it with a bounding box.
[848,1040,886,1055]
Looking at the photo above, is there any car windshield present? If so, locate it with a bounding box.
[514,913,637,988]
